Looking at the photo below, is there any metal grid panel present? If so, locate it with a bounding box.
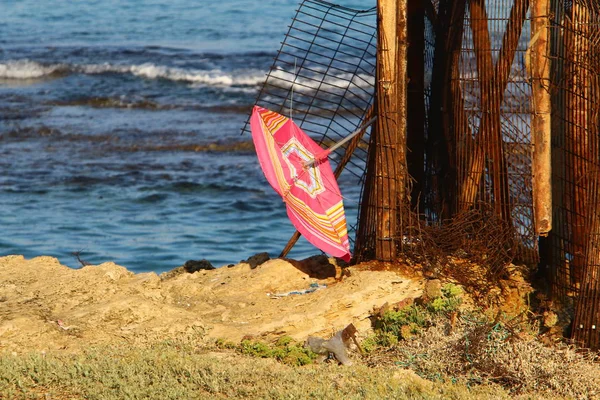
[453,0,534,261]
[417,0,535,280]
[242,0,377,250]
[245,0,600,350]
[242,0,376,180]
[545,0,600,349]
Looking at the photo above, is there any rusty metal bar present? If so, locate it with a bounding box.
[530,0,552,236]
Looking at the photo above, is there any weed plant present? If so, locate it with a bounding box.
[366,283,463,347]
[217,335,317,366]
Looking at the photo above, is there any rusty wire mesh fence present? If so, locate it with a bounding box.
[245,0,538,280]
[420,0,600,348]
[403,0,536,284]
[544,0,600,349]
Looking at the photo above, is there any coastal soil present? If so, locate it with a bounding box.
[0,255,423,353]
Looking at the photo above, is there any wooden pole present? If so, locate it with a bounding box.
[374,0,407,261]
[355,0,409,262]
[530,0,552,236]
[374,0,399,261]
[427,0,468,219]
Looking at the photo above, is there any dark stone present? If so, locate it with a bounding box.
[295,255,336,279]
[242,252,270,269]
[334,256,350,268]
[183,259,215,273]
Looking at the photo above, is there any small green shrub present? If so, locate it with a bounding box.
[367,282,464,348]
[374,304,427,338]
[238,337,317,366]
[427,283,463,314]
[361,335,379,353]
[442,283,463,298]
[239,340,273,358]
[400,323,422,341]
[214,338,237,349]
[275,335,294,347]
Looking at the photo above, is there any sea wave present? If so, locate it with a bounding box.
[0,59,375,91]
[0,60,69,79]
[266,66,375,92]
[0,59,268,86]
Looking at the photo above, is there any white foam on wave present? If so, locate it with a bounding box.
[0,59,376,95]
[0,60,67,79]
[127,63,266,86]
[79,62,267,86]
[268,67,375,93]
[0,59,267,87]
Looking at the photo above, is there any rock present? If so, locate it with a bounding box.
[306,336,328,355]
[394,297,414,310]
[242,252,270,269]
[183,259,215,273]
[335,257,350,268]
[160,266,185,280]
[289,255,336,279]
[306,326,355,366]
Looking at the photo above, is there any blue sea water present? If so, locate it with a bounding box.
[0,0,373,272]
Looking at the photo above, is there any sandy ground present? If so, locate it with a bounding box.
[0,255,423,353]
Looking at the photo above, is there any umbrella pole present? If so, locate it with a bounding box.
[327,117,378,154]
[303,117,378,169]
[280,231,302,258]
[280,108,376,258]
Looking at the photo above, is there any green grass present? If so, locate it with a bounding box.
[237,336,317,366]
[0,339,512,400]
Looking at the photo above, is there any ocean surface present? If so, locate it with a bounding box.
[0,0,372,272]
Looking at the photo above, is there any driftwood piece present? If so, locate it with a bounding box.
[305,323,362,365]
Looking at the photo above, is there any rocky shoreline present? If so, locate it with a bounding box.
[0,254,423,354]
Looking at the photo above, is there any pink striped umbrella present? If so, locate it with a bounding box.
[250,106,351,262]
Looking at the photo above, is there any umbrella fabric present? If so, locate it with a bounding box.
[250,106,351,261]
